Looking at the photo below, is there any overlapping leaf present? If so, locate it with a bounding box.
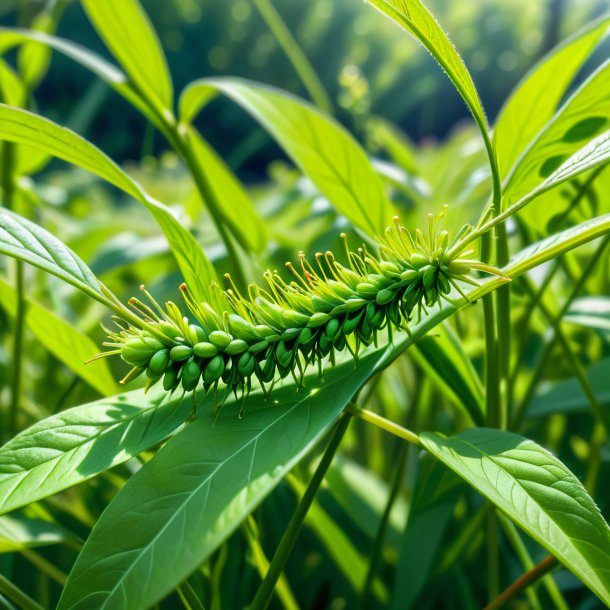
[421,428,610,606]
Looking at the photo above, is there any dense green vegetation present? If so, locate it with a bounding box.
[1,1,610,609]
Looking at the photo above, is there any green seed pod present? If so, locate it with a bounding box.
[225,339,248,355]
[422,265,438,289]
[308,312,331,328]
[312,295,334,312]
[356,282,377,298]
[438,272,451,295]
[400,269,420,282]
[281,309,310,327]
[188,324,207,344]
[162,367,179,392]
[359,317,372,339]
[343,311,364,335]
[249,340,269,355]
[148,349,170,376]
[298,327,315,347]
[324,318,340,340]
[181,358,201,391]
[410,252,429,269]
[209,330,232,348]
[158,322,183,341]
[228,314,259,341]
[376,288,395,306]
[328,280,355,300]
[238,351,256,377]
[170,345,193,362]
[204,355,225,384]
[121,336,165,367]
[254,324,275,338]
[318,333,331,355]
[342,297,367,312]
[379,260,400,276]
[193,342,218,358]
[276,342,293,368]
[259,357,276,383]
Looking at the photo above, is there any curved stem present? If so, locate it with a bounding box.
[345,404,421,446]
[483,556,558,610]
[249,413,351,610]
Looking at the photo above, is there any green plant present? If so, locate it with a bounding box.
[1,1,610,609]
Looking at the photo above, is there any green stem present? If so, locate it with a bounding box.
[483,556,558,610]
[177,582,207,610]
[360,442,408,609]
[249,414,351,610]
[2,142,25,439]
[345,404,421,446]
[487,509,500,601]
[512,235,610,428]
[0,575,44,610]
[253,0,332,114]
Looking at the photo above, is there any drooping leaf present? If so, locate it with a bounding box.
[0,104,220,305]
[529,358,610,419]
[0,390,192,516]
[0,277,120,396]
[505,60,610,203]
[81,0,173,114]
[0,515,79,553]
[420,428,610,606]
[564,296,610,333]
[365,0,488,138]
[180,78,395,236]
[17,10,57,90]
[0,208,109,306]
[495,16,610,176]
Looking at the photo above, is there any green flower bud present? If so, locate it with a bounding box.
[170,345,193,362]
[209,330,232,348]
[181,358,201,391]
[204,355,225,384]
[193,342,218,358]
[148,349,170,376]
[225,339,248,355]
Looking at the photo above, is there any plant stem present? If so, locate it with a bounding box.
[487,509,500,600]
[0,575,44,610]
[345,404,421,446]
[512,235,610,428]
[2,142,26,439]
[177,582,207,610]
[249,414,351,610]
[360,442,408,609]
[253,0,332,114]
[483,556,558,610]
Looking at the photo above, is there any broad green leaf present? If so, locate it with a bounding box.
[506,212,610,278]
[420,428,610,606]
[81,0,173,115]
[0,208,108,306]
[505,60,610,202]
[495,16,610,177]
[0,515,78,553]
[0,277,120,396]
[187,126,266,253]
[529,358,610,419]
[56,355,383,610]
[0,104,220,305]
[288,475,388,602]
[179,78,394,235]
[565,296,610,333]
[365,0,488,137]
[0,390,191,516]
[325,455,406,552]
[412,321,484,425]
[0,59,26,107]
[391,459,462,610]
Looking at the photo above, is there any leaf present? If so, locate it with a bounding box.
[179,78,395,236]
[81,0,173,115]
[0,59,26,107]
[564,296,610,333]
[506,212,610,278]
[494,16,610,177]
[288,475,388,603]
[505,60,610,203]
[186,126,267,253]
[529,358,610,419]
[0,277,120,396]
[0,104,219,305]
[365,0,488,136]
[0,390,191,516]
[0,515,78,553]
[0,208,108,306]
[420,428,610,606]
[412,321,484,425]
[17,10,56,90]
[56,354,384,610]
